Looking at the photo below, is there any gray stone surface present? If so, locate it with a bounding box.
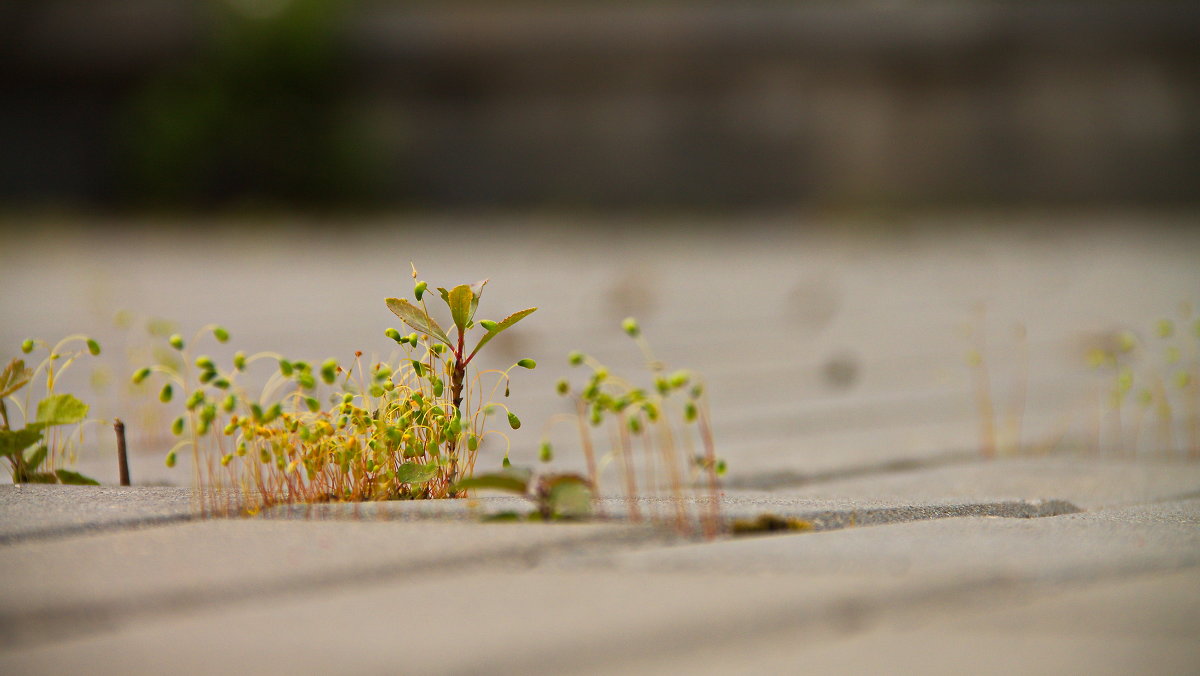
[0,485,194,544]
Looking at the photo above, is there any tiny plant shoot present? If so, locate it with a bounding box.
[1,336,101,485]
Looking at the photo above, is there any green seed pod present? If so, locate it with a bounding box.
[20,339,34,354]
[212,378,230,390]
[221,394,237,412]
[385,327,402,342]
[169,334,184,350]
[556,379,570,396]
[165,450,177,468]
[297,372,316,390]
[622,317,640,337]
[414,280,428,301]
[669,370,690,389]
[278,360,294,377]
[213,326,230,343]
[502,454,512,468]
[293,361,311,372]
[430,343,446,354]
[539,441,553,463]
[516,358,536,369]
[467,434,479,451]
[132,367,151,384]
[480,319,498,331]
[251,403,264,421]
[86,338,101,356]
[411,360,425,377]
[160,383,174,403]
[340,393,353,404]
[568,351,585,366]
[507,412,521,429]
[186,390,205,411]
[407,333,418,345]
[233,351,246,371]
[223,421,238,435]
[374,366,393,381]
[172,416,185,436]
[448,416,463,437]
[264,403,282,423]
[594,368,608,381]
[684,401,698,423]
[432,378,444,396]
[198,370,216,384]
[200,404,217,425]
[628,416,642,434]
[320,359,338,385]
[656,378,670,395]
[338,415,349,428]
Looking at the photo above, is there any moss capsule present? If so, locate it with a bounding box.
[86,338,101,356]
[172,416,185,436]
[168,334,184,350]
[467,434,479,451]
[556,379,570,396]
[480,319,498,331]
[385,327,402,342]
[622,317,639,337]
[165,450,177,468]
[414,281,427,301]
[213,326,230,343]
[539,441,553,462]
[233,352,246,371]
[507,412,521,429]
[160,383,174,403]
[568,351,584,366]
[132,367,151,384]
[516,358,536,369]
[20,339,34,354]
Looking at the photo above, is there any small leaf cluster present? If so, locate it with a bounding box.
[1,335,101,485]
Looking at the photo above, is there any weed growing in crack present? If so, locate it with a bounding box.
[1,336,102,484]
[138,269,537,514]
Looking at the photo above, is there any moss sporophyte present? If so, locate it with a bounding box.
[137,270,537,513]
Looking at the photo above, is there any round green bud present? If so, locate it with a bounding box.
[341,393,354,404]
[568,351,585,366]
[213,326,230,343]
[432,379,444,396]
[212,377,230,390]
[200,404,217,425]
[539,441,553,463]
[278,360,294,377]
[168,334,184,350]
[507,412,521,430]
[132,367,151,384]
[233,352,246,371]
[165,450,177,468]
[480,320,498,331]
[86,338,101,356]
[198,370,216,384]
[414,281,428,301]
[467,434,479,451]
[221,394,237,413]
[159,383,174,403]
[407,333,418,345]
[385,328,402,342]
[516,358,536,369]
[668,370,691,389]
[20,339,34,354]
[622,317,640,337]
[305,397,320,413]
[556,379,570,396]
[171,416,185,436]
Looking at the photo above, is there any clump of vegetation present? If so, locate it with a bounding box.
[730,514,813,535]
[471,318,725,533]
[1,336,101,484]
[138,270,536,513]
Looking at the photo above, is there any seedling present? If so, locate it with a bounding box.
[0,336,101,484]
[455,468,594,520]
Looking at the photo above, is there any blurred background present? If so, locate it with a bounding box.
[1,0,1198,485]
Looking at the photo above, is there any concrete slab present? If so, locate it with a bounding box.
[0,485,194,544]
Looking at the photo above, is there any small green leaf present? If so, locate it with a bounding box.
[36,394,89,426]
[0,428,43,457]
[448,284,474,333]
[55,469,99,485]
[385,298,453,347]
[468,307,538,360]
[394,462,440,484]
[0,359,32,398]
[455,473,529,495]
[545,475,593,519]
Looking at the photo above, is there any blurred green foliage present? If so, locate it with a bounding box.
[122,0,381,208]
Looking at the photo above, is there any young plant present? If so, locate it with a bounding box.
[455,467,594,521]
[0,336,101,485]
[539,318,725,537]
[138,272,538,513]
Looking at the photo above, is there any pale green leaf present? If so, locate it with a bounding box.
[0,359,32,399]
[385,298,452,346]
[36,394,89,426]
[448,284,474,333]
[468,307,537,361]
[545,475,593,519]
[394,462,439,485]
[455,470,530,495]
[55,469,100,485]
[0,428,42,458]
